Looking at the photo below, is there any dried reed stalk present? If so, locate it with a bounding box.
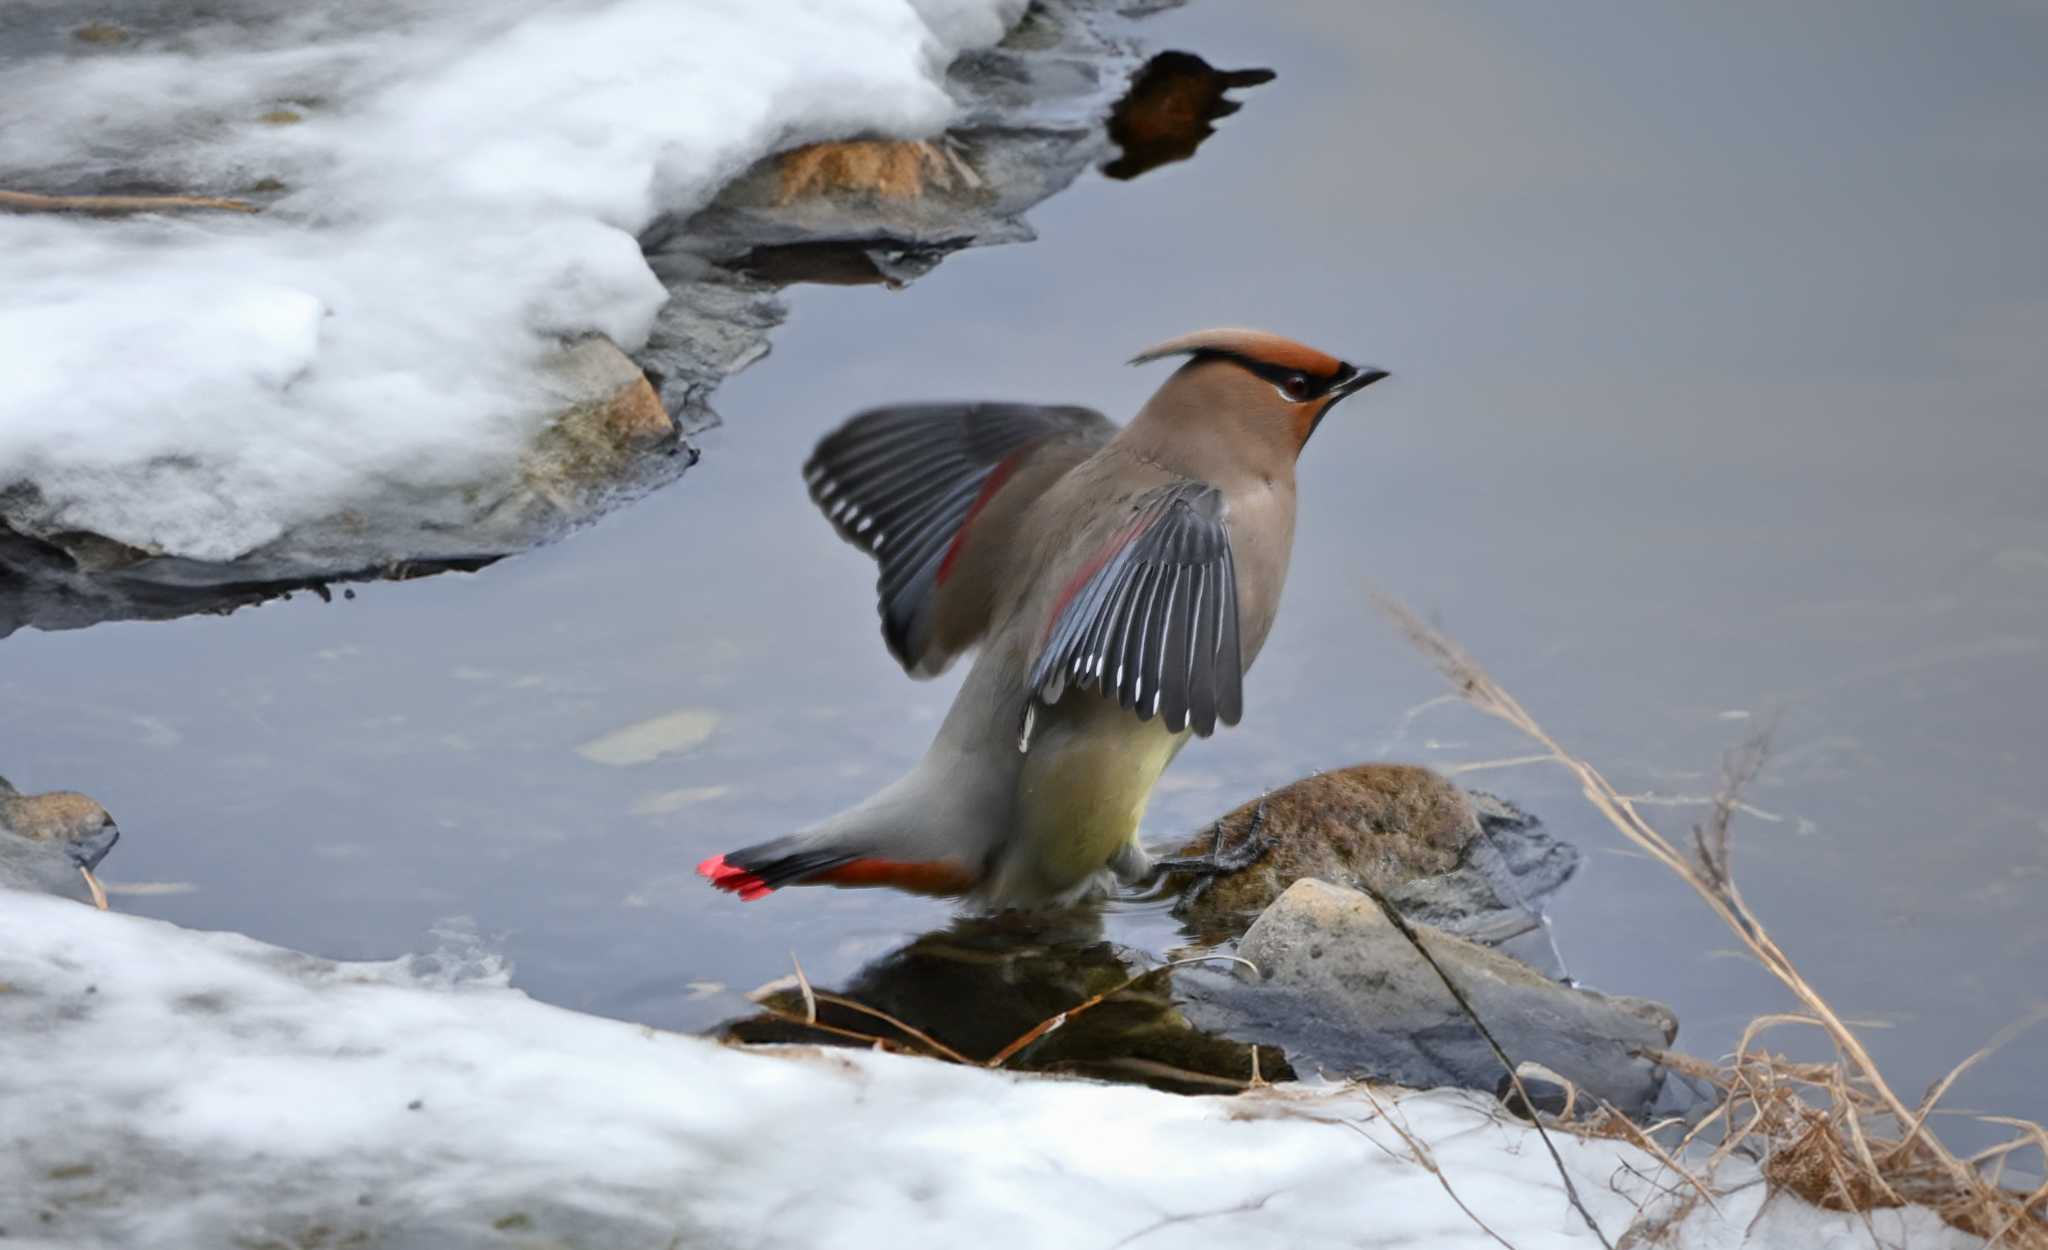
[1373,589,2047,1246]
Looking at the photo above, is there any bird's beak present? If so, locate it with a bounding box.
[1330,366,1391,400]
[1299,366,1390,447]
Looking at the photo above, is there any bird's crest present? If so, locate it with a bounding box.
[1128,327,1346,380]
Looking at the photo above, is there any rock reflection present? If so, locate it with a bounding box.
[1103,51,1276,181]
[721,906,1292,1094]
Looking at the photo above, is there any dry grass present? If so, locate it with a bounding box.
[1373,590,2048,1247]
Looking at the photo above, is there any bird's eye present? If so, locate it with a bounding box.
[1279,373,1312,402]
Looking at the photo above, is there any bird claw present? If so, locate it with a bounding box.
[1154,801,1273,914]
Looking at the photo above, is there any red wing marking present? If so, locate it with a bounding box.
[934,447,1029,587]
[1039,511,1153,646]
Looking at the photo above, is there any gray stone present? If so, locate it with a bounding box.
[0,777,116,905]
[1177,879,1677,1117]
[0,835,99,904]
[1386,791,1582,945]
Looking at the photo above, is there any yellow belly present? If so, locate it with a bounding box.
[1002,702,1188,901]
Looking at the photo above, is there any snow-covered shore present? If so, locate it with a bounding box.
[0,0,1026,562]
[0,891,1980,1249]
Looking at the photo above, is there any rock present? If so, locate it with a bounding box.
[1385,791,1582,943]
[500,337,680,523]
[1165,763,1578,944]
[1175,879,1677,1117]
[0,335,675,639]
[773,138,985,204]
[1606,994,1682,1047]
[635,0,1162,399]
[0,775,120,906]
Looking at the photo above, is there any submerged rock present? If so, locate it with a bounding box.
[1163,763,1579,944]
[1177,879,1678,1117]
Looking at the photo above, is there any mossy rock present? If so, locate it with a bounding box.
[1165,763,1478,937]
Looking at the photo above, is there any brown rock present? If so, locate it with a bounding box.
[516,337,676,514]
[773,138,982,204]
[1165,763,1479,935]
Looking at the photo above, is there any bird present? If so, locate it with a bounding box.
[0,774,122,908]
[699,328,1388,908]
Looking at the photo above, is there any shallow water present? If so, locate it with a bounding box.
[5,3,2045,1140]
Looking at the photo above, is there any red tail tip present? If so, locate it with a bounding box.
[698,854,773,901]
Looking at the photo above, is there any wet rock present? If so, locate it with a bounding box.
[0,776,120,906]
[1177,879,1676,1117]
[1165,763,1578,944]
[497,337,680,525]
[772,137,986,204]
[723,908,1289,1095]
[0,333,672,637]
[1102,50,1274,180]
[635,0,1154,417]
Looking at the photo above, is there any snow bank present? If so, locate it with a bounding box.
[0,891,1981,1249]
[0,0,1025,560]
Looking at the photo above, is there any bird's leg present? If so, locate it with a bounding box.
[1149,801,1274,912]
[1107,838,1154,886]
[1151,801,1273,876]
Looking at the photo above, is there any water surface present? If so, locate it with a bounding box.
[4,2,2044,1139]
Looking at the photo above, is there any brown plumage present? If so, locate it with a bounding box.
[702,329,1388,907]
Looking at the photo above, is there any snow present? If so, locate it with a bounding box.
[0,0,1027,561]
[0,889,1983,1249]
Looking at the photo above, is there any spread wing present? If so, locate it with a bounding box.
[804,401,1115,676]
[1028,480,1243,737]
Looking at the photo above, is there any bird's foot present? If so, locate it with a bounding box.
[1151,801,1274,914]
